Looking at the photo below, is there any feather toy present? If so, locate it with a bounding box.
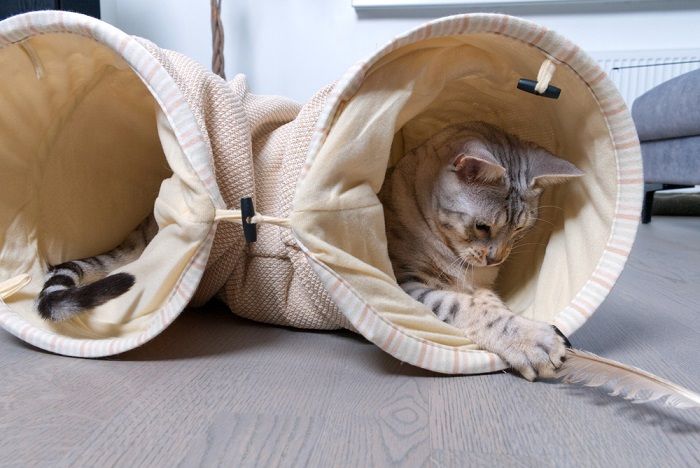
[555,348,700,409]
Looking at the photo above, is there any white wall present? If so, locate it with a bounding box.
[101,0,700,102]
[100,0,212,70]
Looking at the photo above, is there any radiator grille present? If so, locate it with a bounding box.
[592,50,700,105]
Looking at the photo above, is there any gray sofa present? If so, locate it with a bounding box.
[631,68,700,223]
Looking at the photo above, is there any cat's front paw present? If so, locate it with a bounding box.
[493,317,567,381]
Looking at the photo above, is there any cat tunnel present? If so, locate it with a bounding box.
[0,12,642,373]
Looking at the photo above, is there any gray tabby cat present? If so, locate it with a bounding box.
[380,122,583,381]
[38,215,157,321]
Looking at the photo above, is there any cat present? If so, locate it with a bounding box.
[37,215,157,322]
[379,121,583,381]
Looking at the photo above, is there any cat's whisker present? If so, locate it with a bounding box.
[512,238,545,247]
[510,244,542,252]
[462,261,472,288]
[510,239,548,254]
[512,242,546,248]
[510,247,544,256]
[530,217,555,227]
[441,255,465,281]
[509,250,539,257]
[454,252,470,287]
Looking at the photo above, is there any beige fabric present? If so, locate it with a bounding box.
[0,31,350,339]
[216,81,349,329]
[0,34,215,339]
[0,20,622,358]
[293,34,615,346]
[127,41,350,329]
[0,31,349,341]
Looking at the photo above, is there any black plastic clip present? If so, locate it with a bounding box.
[241,197,257,243]
[517,78,561,99]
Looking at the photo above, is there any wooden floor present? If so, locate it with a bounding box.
[1,217,699,467]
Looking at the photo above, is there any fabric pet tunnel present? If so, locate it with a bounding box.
[0,12,642,374]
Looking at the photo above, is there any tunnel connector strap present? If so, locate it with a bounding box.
[517,58,561,99]
[240,197,257,243]
[0,274,31,301]
[215,199,291,243]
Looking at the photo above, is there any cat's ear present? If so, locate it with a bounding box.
[453,150,505,183]
[528,149,584,189]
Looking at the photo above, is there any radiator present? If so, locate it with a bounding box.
[592,49,700,106]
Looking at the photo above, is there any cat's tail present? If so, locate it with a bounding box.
[37,263,135,322]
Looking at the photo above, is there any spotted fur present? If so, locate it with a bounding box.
[37,215,157,322]
[380,122,583,380]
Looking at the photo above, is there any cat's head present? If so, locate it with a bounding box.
[432,124,583,267]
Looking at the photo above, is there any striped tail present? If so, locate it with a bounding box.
[37,262,135,322]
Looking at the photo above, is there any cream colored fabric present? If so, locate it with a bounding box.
[0,274,31,301]
[206,78,350,329]
[0,19,622,360]
[121,41,350,329]
[0,30,349,342]
[0,34,214,339]
[293,34,615,346]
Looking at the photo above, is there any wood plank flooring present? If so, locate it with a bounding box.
[1,217,699,467]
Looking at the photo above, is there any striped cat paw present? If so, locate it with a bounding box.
[494,317,567,381]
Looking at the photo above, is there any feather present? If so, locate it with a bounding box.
[555,348,700,409]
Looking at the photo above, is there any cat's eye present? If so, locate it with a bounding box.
[475,223,491,234]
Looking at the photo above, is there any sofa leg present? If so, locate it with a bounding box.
[642,189,655,224]
[641,183,693,224]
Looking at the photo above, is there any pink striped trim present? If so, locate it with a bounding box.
[570,303,592,319]
[589,70,607,85]
[616,140,641,150]
[619,178,644,184]
[300,242,507,375]
[0,11,223,357]
[298,13,642,373]
[0,227,217,357]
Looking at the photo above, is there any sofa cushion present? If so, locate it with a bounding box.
[641,135,700,185]
[632,68,700,142]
